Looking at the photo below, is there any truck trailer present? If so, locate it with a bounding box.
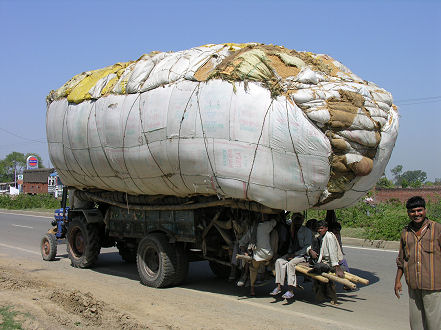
[41,43,398,287]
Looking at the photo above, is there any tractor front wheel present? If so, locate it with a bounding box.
[41,233,57,261]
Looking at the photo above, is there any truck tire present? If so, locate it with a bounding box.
[209,261,231,279]
[173,244,189,285]
[117,241,137,263]
[136,234,176,288]
[41,233,57,261]
[67,216,101,268]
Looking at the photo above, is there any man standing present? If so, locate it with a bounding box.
[270,213,312,299]
[395,196,441,330]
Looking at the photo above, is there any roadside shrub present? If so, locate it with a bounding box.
[427,200,441,222]
[306,198,440,241]
[0,194,60,210]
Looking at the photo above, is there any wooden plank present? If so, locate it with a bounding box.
[295,264,329,283]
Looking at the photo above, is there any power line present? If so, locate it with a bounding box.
[395,95,441,106]
[396,100,441,107]
[394,96,441,103]
[0,141,45,149]
[0,127,45,144]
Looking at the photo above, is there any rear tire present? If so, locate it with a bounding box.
[41,233,57,261]
[117,241,137,263]
[66,216,101,268]
[136,234,176,288]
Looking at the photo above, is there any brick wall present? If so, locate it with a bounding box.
[374,186,441,203]
[22,183,48,194]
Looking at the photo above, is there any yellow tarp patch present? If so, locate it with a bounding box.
[54,72,90,99]
[67,62,130,104]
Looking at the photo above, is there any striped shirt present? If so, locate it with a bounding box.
[396,219,441,290]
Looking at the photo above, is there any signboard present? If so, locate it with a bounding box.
[26,156,38,170]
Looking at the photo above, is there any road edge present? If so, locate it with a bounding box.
[342,237,399,251]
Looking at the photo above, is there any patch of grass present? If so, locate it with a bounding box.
[0,194,60,210]
[340,227,367,239]
[0,305,23,329]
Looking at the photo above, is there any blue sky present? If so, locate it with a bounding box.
[0,0,440,180]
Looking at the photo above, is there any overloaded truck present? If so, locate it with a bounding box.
[40,43,398,288]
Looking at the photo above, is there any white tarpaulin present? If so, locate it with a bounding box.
[46,43,399,211]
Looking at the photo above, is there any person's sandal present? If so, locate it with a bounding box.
[269,287,281,296]
[282,291,294,299]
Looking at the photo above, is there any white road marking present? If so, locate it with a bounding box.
[343,245,398,253]
[12,224,33,229]
[0,211,52,220]
[0,242,40,255]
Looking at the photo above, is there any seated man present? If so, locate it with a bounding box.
[270,213,312,299]
[308,220,344,304]
[238,213,277,296]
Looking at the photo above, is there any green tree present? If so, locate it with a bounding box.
[400,170,427,187]
[390,165,403,185]
[376,176,395,188]
[401,178,409,188]
[390,165,427,187]
[0,152,44,182]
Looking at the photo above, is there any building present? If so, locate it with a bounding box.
[0,182,15,195]
[48,171,63,198]
[22,168,54,194]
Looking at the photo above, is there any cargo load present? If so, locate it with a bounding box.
[43,43,398,289]
[47,43,398,211]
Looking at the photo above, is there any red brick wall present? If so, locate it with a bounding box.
[23,183,48,194]
[374,187,441,203]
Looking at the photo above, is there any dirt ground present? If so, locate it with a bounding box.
[0,258,154,329]
[2,254,324,330]
[0,254,356,330]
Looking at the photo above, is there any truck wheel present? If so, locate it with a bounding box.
[41,233,57,261]
[209,261,231,279]
[117,242,137,263]
[137,234,176,288]
[173,244,188,285]
[67,216,101,268]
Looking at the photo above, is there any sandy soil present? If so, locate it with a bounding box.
[0,259,152,329]
[0,254,354,330]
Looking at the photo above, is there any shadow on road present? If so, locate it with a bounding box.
[348,267,380,285]
[80,250,378,311]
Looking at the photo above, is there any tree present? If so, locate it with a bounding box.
[0,152,44,182]
[376,176,394,188]
[390,165,403,185]
[400,170,427,187]
[390,165,427,187]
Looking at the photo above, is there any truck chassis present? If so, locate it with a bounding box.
[41,187,284,288]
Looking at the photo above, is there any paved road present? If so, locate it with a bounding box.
[0,211,410,329]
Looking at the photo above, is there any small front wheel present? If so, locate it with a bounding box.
[41,233,57,261]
